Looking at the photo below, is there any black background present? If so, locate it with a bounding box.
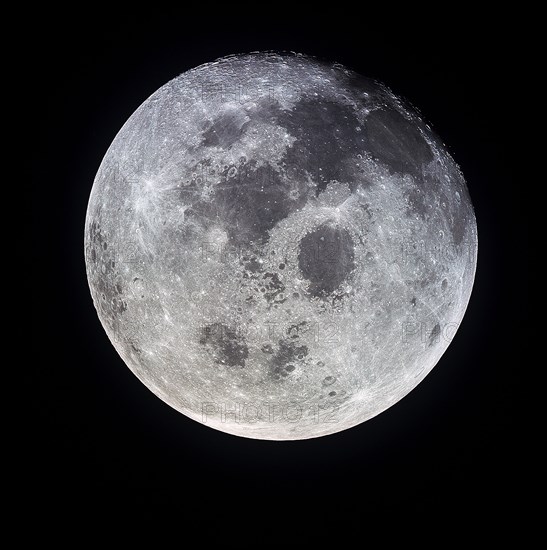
[30,11,525,520]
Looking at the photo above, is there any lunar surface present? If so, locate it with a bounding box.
[85,52,477,440]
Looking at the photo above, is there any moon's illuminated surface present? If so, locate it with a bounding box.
[85,52,477,440]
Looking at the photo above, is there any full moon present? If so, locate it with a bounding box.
[85,52,477,440]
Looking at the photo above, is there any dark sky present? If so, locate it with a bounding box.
[28,10,526,526]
